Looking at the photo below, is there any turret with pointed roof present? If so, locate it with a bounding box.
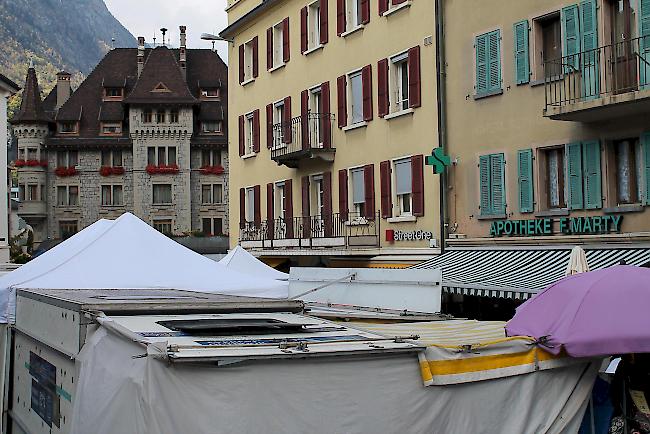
[10,67,50,124]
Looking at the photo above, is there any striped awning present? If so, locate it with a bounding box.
[411,247,650,300]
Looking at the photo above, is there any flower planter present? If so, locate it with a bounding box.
[146,164,179,175]
[199,165,225,175]
[15,160,47,168]
[99,166,125,176]
[55,167,78,177]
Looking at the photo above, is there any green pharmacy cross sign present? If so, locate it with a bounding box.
[426,148,451,174]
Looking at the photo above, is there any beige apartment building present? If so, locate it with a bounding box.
[222,0,442,267]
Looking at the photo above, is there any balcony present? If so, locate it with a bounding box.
[544,36,650,122]
[17,201,47,220]
[270,113,335,168]
[239,212,380,250]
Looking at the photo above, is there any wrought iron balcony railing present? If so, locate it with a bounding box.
[270,113,335,168]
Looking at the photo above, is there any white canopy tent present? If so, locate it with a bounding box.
[218,245,289,280]
[0,213,288,323]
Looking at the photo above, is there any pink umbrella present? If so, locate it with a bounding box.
[506,265,650,357]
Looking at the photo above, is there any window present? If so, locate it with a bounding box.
[153,219,173,235]
[152,184,172,204]
[201,150,222,167]
[27,148,38,160]
[390,52,409,112]
[101,150,123,167]
[56,185,79,207]
[273,22,284,67]
[308,1,321,49]
[27,184,38,201]
[309,87,324,145]
[244,39,255,82]
[533,13,561,79]
[147,146,176,166]
[245,187,256,222]
[104,87,123,98]
[57,151,78,168]
[566,141,602,210]
[394,158,412,216]
[350,167,365,215]
[201,184,223,205]
[101,185,123,206]
[479,153,505,216]
[142,110,153,123]
[246,113,255,154]
[538,147,566,209]
[202,217,223,236]
[273,100,285,145]
[311,176,325,217]
[18,185,25,201]
[58,122,77,134]
[275,182,286,219]
[101,122,122,135]
[345,0,363,32]
[202,121,223,134]
[18,148,25,160]
[200,88,220,99]
[169,110,179,123]
[475,30,502,96]
[348,71,363,124]
[611,138,643,205]
[59,221,78,239]
[156,110,165,124]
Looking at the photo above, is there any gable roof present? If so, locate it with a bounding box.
[0,73,20,94]
[10,68,49,124]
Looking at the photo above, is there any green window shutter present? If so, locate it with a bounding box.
[487,30,502,92]
[562,5,580,72]
[517,149,534,213]
[476,34,489,95]
[580,0,599,98]
[641,132,650,205]
[479,155,492,215]
[566,142,584,209]
[582,140,602,209]
[514,21,530,85]
[490,153,506,215]
[639,0,650,88]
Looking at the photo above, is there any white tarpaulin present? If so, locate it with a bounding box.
[70,323,598,434]
[218,245,289,280]
[0,213,288,323]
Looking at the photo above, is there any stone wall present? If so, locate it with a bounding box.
[190,149,229,235]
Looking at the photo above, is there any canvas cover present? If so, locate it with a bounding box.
[0,213,288,323]
[218,245,289,280]
[70,321,598,434]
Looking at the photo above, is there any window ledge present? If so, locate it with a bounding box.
[473,89,503,100]
[342,122,367,132]
[304,44,324,55]
[477,214,506,220]
[241,153,257,160]
[604,205,644,214]
[387,215,417,223]
[384,108,414,120]
[382,1,412,17]
[268,63,286,73]
[535,208,570,217]
[241,77,255,87]
[340,25,364,38]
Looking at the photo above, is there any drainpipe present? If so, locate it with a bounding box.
[434,0,447,254]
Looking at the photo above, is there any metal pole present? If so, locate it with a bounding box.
[434,0,447,254]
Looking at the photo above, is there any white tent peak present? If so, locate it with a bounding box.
[219,245,289,280]
[0,213,288,323]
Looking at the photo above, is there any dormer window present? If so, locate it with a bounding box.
[200,88,220,99]
[58,121,78,134]
[104,87,124,100]
[202,121,223,134]
[101,122,122,136]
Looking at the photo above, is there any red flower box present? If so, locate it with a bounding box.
[199,165,225,175]
[14,159,25,167]
[15,160,47,168]
[99,166,125,176]
[146,164,179,175]
[55,166,78,177]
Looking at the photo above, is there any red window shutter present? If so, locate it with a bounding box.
[323,171,333,236]
[252,109,260,153]
[266,28,273,70]
[253,185,261,226]
[408,45,421,108]
[380,160,392,218]
[377,58,389,117]
[282,18,290,63]
[337,75,347,128]
[284,179,294,238]
[320,0,329,44]
[266,104,273,148]
[301,7,308,54]
[252,36,259,78]
[360,0,370,24]
[301,90,310,150]
[238,115,245,156]
[238,44,244,83]
[412,154,424,216]
[321,81,331,148]
[301,175,311,237]
[239,188,245,228]
[336,0,346,36]
[267,183,274,239]
[362,64,373,122]
[363,164,375,219]
[378,0,389,15]
[283,96,292,144]
[338,169,348,220]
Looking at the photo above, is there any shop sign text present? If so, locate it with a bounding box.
[489,215,623,237]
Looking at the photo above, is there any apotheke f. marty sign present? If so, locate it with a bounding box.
[489,215,623,237]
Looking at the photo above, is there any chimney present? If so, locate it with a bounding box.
[56,71,72,109]
[179,26,187,79]
[137,36,145,77]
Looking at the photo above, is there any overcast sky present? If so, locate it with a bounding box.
[104,0,229,62]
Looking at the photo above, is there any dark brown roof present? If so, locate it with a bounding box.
[98,102,124,121]
[198,102,224,121]
[10,68,49,124]
[124,47,196,104]
[0,73,20,93]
